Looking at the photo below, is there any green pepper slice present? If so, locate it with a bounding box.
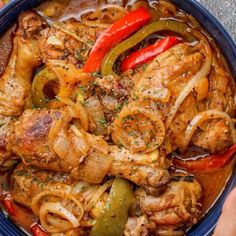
[32,68,63,108]
[101,20,196,76]
[90,178,134,236]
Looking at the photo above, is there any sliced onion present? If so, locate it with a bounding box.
[84,96,107,135]
[53,132,70,159]
[46,214,73,231]
[86,133,109,155]
[81,186,100,203]
[182,109,236,150]
[34,190,84,233]
[32,190,70,215]
[165,34,212,129]
[48,118,64,154]
[75,151,113,184]
[70,125,90,156]
[71,181,90,195]
[113,101,165,153]
[61,97,89,132]
[39,202,79,233]
[86,180,113,212]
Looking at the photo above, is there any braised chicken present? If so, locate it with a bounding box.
[138,177,202,231]
[0,116,14,167]
[10,164,201,235]
[134,43,204,106]
[9,109,170,191]
[124,215,149,236]
[10,163,75,209]
[0,12,44,116]
[0,1,234,235]
[39,20,100,67]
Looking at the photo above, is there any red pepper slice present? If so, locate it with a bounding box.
[173,144,236,172]
[2,197,16,216]
[120,36,181,71]
[31,224,48,236]
[83,7,151,73]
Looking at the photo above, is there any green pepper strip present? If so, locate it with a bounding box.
[101,20,196,76]
[32,68,62,108]
[90,178,135,236]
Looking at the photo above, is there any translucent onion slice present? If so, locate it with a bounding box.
[39,202,79,233]
[32,190,70,215]
[81,186,100,203]
[60,97,89,132]
[71,181,90,195]
[84,96,107,135]
[165,35,212,129]
[182,109,236,150]
[113,102,165,153]
[75,151,113,184]
[46,214,73,231]
[70,125,90,156]
[86,180,113,212]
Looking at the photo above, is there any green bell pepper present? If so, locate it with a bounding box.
[90,178,134,236]
[101,20,196,76]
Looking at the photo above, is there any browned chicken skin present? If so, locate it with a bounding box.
[124,215,149,236]
[134,43,204,107]
[138,177,202,232]
[10,109,72,171]
[0,11,45,116]
[0,116,14,167]
[9,109,170,191]
[11,164,202,235]
[39,20,100,67]
[134,42,234,153]
[10,163,74,209]
[193,119,232,153]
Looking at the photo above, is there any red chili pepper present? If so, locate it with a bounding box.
[2,197,16,216]
[173,144,236,172]
[31,224,48,236]
[120,36,181,71]
[83,7,151,73]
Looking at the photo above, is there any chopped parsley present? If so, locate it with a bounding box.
[99,118,107,126]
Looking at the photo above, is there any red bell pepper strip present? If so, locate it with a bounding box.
[173,144,236,172]
[2,197,16,216]
[31,224,48,236]
[83,7,151,73]
[120,36,181,71]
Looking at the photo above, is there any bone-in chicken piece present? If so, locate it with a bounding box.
[124,215,149,236]
[10,163,75,209]
[10,109,74,172]
[0,11,44,116]
[39,20,100,67]
[9,109,170,191]
[134,43,204,108]
[109,146,170,194]
[193,119,232,153]
[138,177,202,230]
[0,116,14,167]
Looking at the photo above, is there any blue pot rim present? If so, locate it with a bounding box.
[0,1,235,236]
